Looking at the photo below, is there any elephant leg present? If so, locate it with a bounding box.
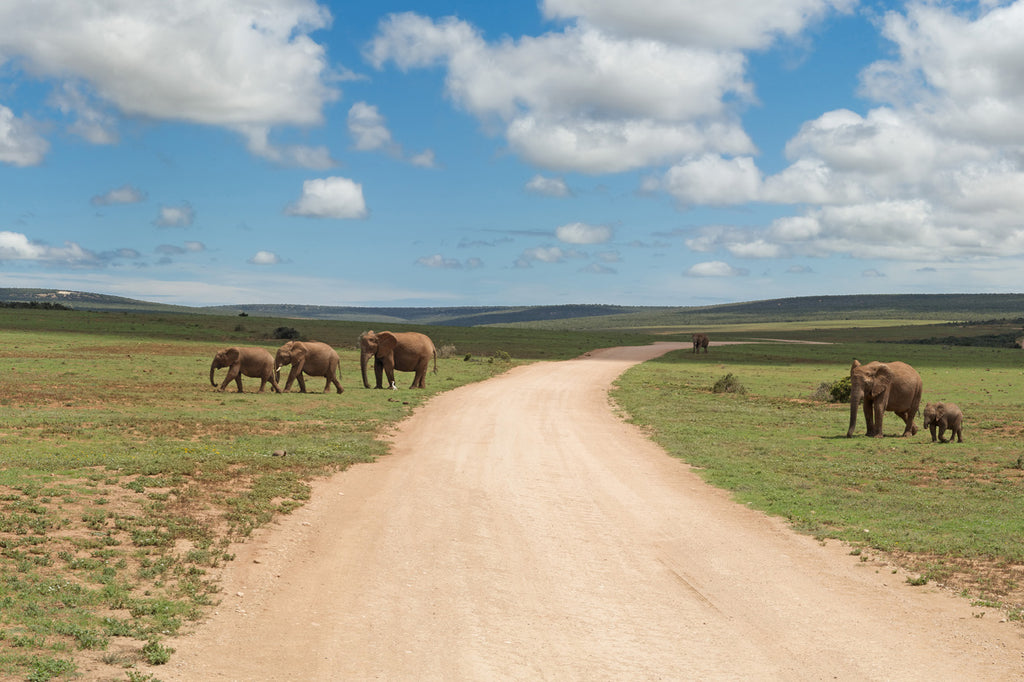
[257,377,267,393]
[373,357,385,389]
[862,400,875,437]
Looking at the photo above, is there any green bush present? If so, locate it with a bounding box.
[712,373,746,394]
[829,376,851,403]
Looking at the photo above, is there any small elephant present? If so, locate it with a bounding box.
[692,333,709,353]
[847,359,923,438]
[209,346,281,393]
[923,402,964,443]
[359,330,437,389]
[274,341,344,393]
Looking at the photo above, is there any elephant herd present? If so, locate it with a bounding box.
[847,359,963,443]
[209,331,437,395]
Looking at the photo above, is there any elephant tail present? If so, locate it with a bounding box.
[432,346,438,374]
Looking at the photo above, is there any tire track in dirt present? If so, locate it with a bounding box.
[143,342,1023,681]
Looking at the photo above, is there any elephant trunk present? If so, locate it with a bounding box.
[847,386,863,437]
[360,350,373,388]
[209,360,219,387]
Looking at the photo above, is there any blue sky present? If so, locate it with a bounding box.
[2,1,1024,308]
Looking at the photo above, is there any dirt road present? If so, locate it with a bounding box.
[151,343,1023,680]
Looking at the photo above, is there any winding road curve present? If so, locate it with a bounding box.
[146,343,1022,680]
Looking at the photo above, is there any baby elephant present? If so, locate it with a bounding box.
[923,402,964,443]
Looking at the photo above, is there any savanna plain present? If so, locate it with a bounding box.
[1,302,1023,681]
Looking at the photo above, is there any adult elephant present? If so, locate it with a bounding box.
[210,346,280,393]
[846,359,922,438]
[359,330,436,389]
[274,341,344,393]
[692,333,709,353]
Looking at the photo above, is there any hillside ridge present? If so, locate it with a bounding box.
[1,288,1023,326]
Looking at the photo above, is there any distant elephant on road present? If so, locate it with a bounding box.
[692,333,709,353]
[847,359,922,438]
[923,402,964,443]
[359,330,436,389]
[274,341,344,393]
[210,346,280,393]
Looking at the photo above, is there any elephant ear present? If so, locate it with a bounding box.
[870,365,892,398]
[377,332,398,354]
[224,347,240,364]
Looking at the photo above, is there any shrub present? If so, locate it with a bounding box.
[712,373,746,394]
[272,326,301,340]
[437,343,457,359]
[829,376,851,403]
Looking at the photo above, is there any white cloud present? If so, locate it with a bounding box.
[91,184,146,206]
[154,203,195,228]
[248,251,281,265]
[286,177,368,219]
[0,104,49,166]
[0,1,337,127]
[240,125,334,169]
[416,254,462,269]
[0,231,99,265]
[525,175,570,197]
[540,0,853,50]
[410,149,437,168]
[669,2,1024,267]
[686,261,748,277]
[0,0,340,165]
[665,155,762,206]
[348,102,396,153]
[49,82,118,144]
[369,13,755,173]
[555,222,612,244]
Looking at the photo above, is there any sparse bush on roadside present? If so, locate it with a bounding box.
[489,349,512,364]
[712,373,746,394]
[437,343,457,359]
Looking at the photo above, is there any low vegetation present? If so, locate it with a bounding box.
[1,301,1024,679]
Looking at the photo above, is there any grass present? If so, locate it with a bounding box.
[2,306,1024,678]
[612,339,1024,606]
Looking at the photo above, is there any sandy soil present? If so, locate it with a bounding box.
[145,342,1023,680]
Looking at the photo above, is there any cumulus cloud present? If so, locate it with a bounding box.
[658,2,1024,266]
[91,184,147,206]
[286,177,368,219]
[0,105,49,166]
[248,251,281,265]
[540,0,853,50]
[525,175,570,197]
[514,245,585,267]
[348,102,396,153]
[154,203,195,228]
[0,0,339,162]
[555,222,612,244]
[0,231,99,265]
[686,261,749,277]
[369,13,756,173]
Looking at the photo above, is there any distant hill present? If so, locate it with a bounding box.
[2,288,1023,328]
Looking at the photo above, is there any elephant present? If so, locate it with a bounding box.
[359,330,437,389]
[692,333,709,353]
[209,346,280,393]
[923,402,964,443]
[846,359,923,438]
[274,341,344,393]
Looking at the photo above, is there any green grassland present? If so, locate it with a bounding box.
[1,303,1023,680]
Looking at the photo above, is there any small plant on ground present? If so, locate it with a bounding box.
[712,373,746,394]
